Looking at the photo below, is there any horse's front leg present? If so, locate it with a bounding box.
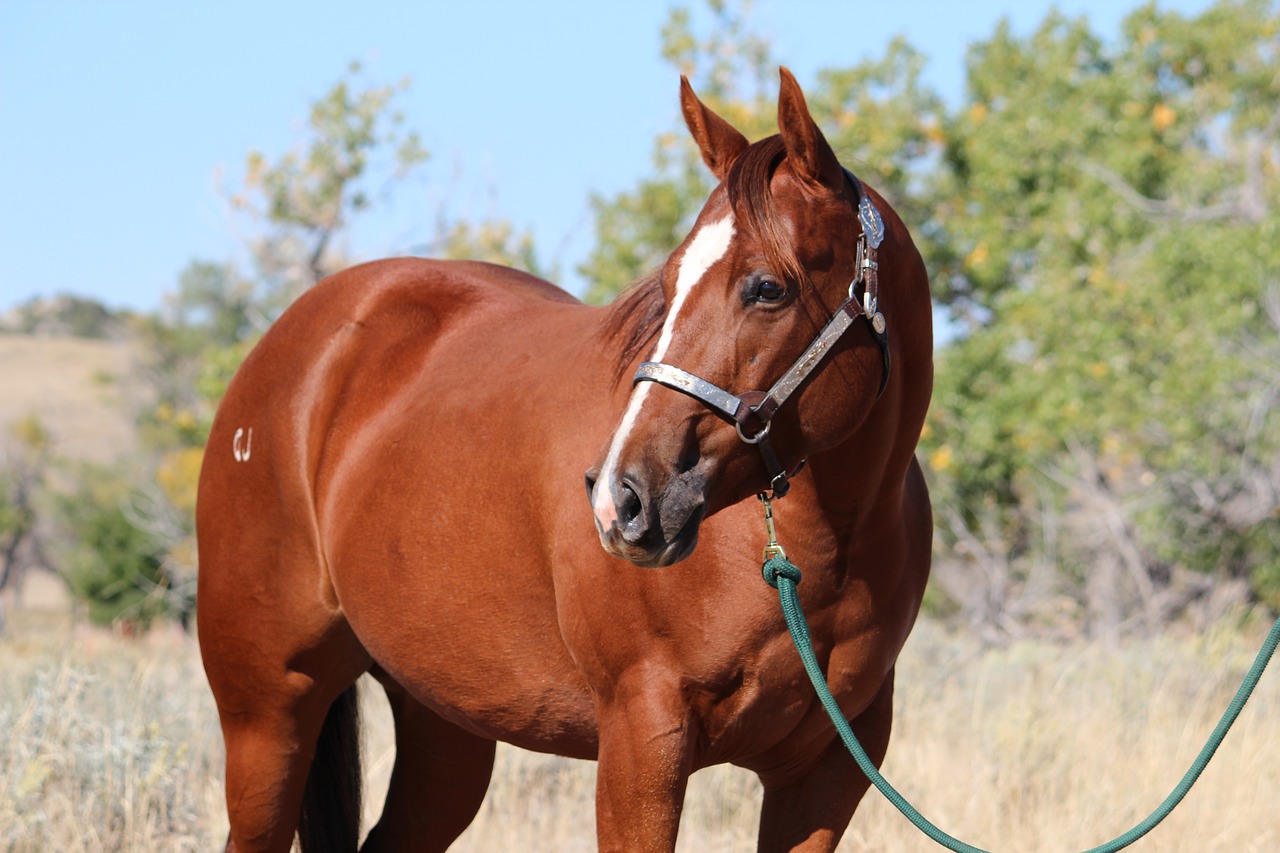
[594,669,696,853]
[756,669,896,852]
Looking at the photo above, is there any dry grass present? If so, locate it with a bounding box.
[2,609,1277,852]
[839,617,1279,852]
[0,615,225,851]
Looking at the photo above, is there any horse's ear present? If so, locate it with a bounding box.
[777,67,843,191]
[680,76,749,181]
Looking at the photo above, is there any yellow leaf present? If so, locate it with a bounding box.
[965,243,989,269]
[156,447,205,514]
[1151,103,1176,132]
[10,413,50,451]
[16,757,50,798]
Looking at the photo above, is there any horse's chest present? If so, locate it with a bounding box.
[697,605,893,767]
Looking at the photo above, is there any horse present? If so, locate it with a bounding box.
[197,67,933,853]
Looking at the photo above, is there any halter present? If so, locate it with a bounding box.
[633,168,891,499]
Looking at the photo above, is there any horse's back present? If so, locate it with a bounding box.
[205,258,576,470]
[252,257,578,370]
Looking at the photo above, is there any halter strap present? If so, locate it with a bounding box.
[633,285,887,429]
[634,168,891,498]
[633,362,744,422]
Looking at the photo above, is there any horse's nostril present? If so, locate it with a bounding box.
[584,469,599,499]
[617,479,643,529]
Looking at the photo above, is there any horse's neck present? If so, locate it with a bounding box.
[813,256,932,533]
[808,401,917,531]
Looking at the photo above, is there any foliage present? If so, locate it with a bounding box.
[230,62,429,313]
[809,38,946,242]
[96,68,430,632]
[55,465,173,629]
[922,0,1280,633]
[2,294,131,339]
[0,415,52,611]
[428,218,549,278]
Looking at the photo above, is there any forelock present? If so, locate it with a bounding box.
[724,135,808,288]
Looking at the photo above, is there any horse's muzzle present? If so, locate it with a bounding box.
[585,467,707,568]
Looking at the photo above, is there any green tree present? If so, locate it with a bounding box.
[921,0,1280,635]
[56,464,172,631]
[428,218,548,277]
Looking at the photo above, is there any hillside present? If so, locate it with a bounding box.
[0,333,140,464]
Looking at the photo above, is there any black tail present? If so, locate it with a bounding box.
[298,683,363,853]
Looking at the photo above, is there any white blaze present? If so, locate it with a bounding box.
[593,214,735,529]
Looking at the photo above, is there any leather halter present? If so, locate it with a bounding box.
[633,168,890,498]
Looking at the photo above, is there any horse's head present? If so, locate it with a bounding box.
[587,68,905,567]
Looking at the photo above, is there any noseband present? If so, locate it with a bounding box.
[633,169,890,498]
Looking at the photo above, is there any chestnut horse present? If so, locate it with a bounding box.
[197,68,932,852]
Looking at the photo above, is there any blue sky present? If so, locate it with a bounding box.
[0,0,1215,313]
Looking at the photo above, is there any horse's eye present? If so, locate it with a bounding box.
[748,276,788,304]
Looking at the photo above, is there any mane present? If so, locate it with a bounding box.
[600,135,808,378]
[600,267,665,381]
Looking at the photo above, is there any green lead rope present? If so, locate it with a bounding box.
[762,554,1280,853]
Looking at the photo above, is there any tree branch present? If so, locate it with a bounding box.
[1074,158,1255,223]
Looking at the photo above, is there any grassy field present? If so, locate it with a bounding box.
[2,607,1276,852]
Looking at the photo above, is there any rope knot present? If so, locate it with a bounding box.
[762,555,802,588]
